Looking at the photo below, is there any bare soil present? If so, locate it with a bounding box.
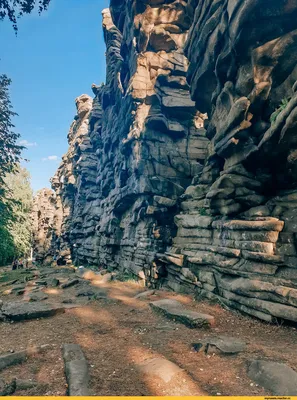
[0,266,297,396]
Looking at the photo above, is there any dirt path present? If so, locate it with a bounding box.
[0,266,297,396]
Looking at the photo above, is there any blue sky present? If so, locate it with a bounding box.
[0,0,109,192]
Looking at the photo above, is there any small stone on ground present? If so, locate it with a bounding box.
[193,336,246,354]
[61,279,79,289]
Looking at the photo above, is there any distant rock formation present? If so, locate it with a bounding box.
[50,94,95,266]
[32,0,297,324]
[32,188,56,264]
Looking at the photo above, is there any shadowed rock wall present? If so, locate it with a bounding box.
[33,0,297,323]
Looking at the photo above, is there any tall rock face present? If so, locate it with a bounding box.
[50,94,96,266]
[33,0,297,324]
[32,188,56,264]
[71,4,208,277]
[162,0,297,323]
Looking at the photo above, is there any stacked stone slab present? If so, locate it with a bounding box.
[159,0,297,323]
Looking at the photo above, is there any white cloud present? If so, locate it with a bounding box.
[19,139,38,147]
[42,155,59,162]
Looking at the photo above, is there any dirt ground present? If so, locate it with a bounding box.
[0,266,297,396]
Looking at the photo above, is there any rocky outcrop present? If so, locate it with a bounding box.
[76,4,208,277]
[31,189,56,264]
[33,0,297,324]
[160,0,297,323]
[35,3,208,273]
[50,94,96,266]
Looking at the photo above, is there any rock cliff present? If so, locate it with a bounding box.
[32,188,56,264]
[32,0,297,324]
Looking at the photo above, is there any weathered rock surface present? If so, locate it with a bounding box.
[158,0,297,324]
[62,344,89,396]
[0,351,27,371]
[61,279,79,289]
[31,189,56,265]
[75,286,107,299]
[248,360,297,395]
[27,292,48,302]
[193,336,246,355]
[1,302,71,321]
[31,0,297,324]
[150,299,214,328]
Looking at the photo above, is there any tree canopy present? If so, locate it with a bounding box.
[0,166,33,265]
[0,74,23,183]
[0,0,51,31]
[0,76,33,265]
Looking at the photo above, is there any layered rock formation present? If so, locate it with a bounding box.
[50,94,96,266]
[31,189,56,264]
[33,0,297,323]
[161,0,297,323]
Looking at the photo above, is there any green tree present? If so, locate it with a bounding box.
[0,0,51,31]
[0,75,23,183]
[5,166,33,259]
[0,75,24,265]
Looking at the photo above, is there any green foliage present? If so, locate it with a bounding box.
[0,166,33,265]
[270,98,290,124]
[0,75,23,183]
[199,207,207,216]
[0,75,25,266]
[0,226,15,265]
[0,0,51,32]
[116,270,138,282]
[5,166,33,258]
[0,269,33,283]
